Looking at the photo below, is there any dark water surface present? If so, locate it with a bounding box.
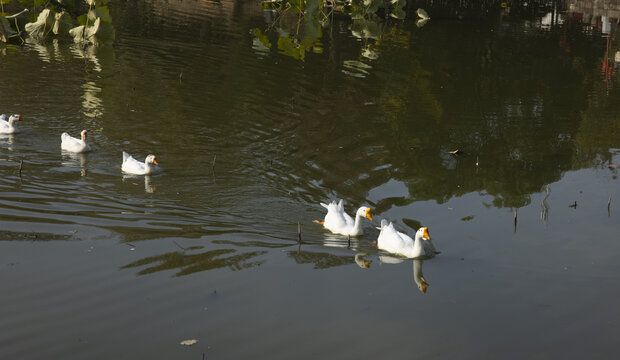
[2,0,620,358]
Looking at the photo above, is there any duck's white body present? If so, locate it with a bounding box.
[315,199,372,236]
[0,114,23,134]
[121,152,159,175]
[377,220,433,259]
[61,130,90,153]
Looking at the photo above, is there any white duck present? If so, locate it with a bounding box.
[0,114,24,134]
[61,130,90,153]
[376,219,434,259]
[121,151,159,175]
[314,199,373,236]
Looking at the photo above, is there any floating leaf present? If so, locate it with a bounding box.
[180,339,198,346]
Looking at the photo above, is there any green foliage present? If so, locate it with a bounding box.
[78,5,111,25]
[257,0,409,61]
[17,0,46,7]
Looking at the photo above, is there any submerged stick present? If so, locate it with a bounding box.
[18,160,23,176]
[212,155,217,172]
[347,235,351,248]
[297,221,301,243]
[608,195,612,218]
[173,240,185,251]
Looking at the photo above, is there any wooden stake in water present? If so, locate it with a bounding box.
[608,195,612,218]
[18,160,23,177]
[513,208,517,233]
[297,221,301,243]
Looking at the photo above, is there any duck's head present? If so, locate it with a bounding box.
[8,114,23,123]
[145,154,159,165]
[357,206,373,221]
[81,130,88,140]
[416,227,431,240]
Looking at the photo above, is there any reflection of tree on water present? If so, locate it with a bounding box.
[253,0,409,67]
[122,247,267,276]
[287,249,357,268]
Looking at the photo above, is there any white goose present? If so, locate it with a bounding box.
[61,130,90,153]
[376,219,434,259]
[121,151,159,175]
[0,114,24,134]
[314,199,372,236]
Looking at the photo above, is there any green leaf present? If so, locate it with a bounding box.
[17,0,46,6]
[77,13,87,26]
[78,6,111,26]
[91,6,111,23]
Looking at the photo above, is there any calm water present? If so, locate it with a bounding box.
[2,0,620,358]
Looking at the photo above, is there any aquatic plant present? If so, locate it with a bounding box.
[0,0,114,45]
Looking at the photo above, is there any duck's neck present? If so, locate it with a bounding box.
[352,213,364,235]
[144,161,153,173]
[409,234,425,258]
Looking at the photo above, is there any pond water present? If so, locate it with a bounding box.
[2,0,620,358]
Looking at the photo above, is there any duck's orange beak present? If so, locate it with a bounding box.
[18,115,23,121]
[423,227,431,240]
[365,208,373,221]
[153,158,159,165]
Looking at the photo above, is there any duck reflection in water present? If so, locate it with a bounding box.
[354,253,372,269]
[0,133,15,151]
[380,255,430,294]
[122,174,156,193]
[61,152,88,177]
